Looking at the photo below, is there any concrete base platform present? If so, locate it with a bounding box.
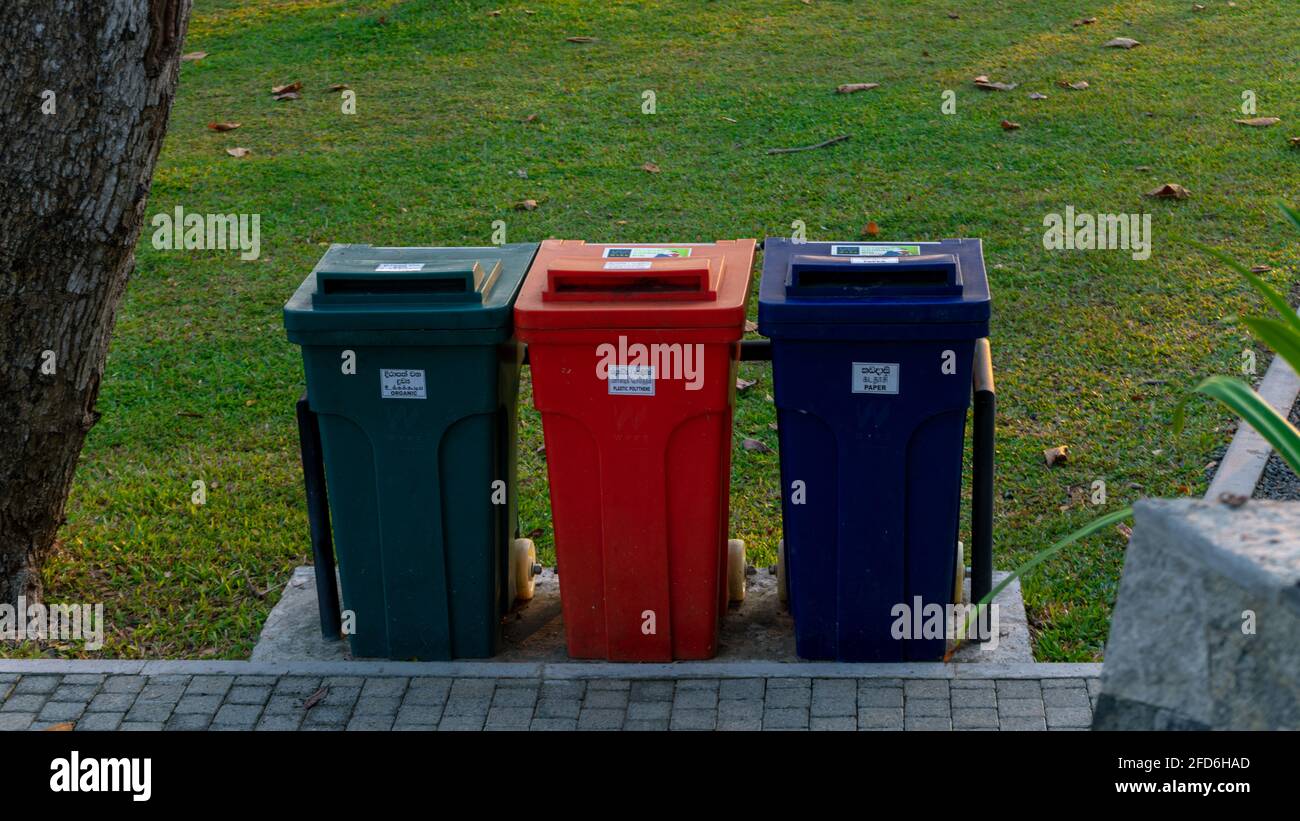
[252,564,1033,666]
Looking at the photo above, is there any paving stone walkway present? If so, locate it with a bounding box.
[0,667,1100,731]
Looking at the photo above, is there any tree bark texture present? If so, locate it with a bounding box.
[0,1,193,608]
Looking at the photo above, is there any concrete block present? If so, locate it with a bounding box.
[670,708,716,731]
[719,678,765,700]
[1095,499,1300,730]
[578,708,626,730]
[763,707,809,730]
[857,708,904,730]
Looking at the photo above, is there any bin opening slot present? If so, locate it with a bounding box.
[543,258,719,302]
[321,276,468,296]
[312,260,500,306]
[787,253,962,297]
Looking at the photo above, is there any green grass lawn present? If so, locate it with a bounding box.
[15,0,1297,660]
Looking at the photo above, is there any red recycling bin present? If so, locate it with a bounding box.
[515,240,756,661]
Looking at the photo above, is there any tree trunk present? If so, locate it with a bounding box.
[0,1,192,609]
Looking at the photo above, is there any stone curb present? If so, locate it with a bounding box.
[0,658,1102,680]
[1206,349,1300,499]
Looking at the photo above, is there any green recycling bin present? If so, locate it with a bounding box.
[283,243,538,660]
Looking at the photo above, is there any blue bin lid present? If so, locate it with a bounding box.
[758,238,990,338]
[284,243,537,339]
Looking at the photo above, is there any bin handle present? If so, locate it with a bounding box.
[543,257,719,302]
[970,338,995,611]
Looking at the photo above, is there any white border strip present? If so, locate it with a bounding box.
[0,658,1102,680]
[1206,350,1300,499]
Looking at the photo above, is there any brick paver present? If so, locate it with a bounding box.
[0,668,1097,731]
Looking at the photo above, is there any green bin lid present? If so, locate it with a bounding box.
[283,243,538,337]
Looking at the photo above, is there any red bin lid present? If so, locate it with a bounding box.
[514,239,756,332]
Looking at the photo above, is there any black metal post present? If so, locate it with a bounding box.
[739,339,772,361]
[296,394,342,641]
[971,339,995,610]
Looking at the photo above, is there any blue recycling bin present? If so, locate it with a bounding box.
[758,239,991,661]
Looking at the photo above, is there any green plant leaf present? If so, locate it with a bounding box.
[951,506,1134,657]
[1188,239,1300,334]
[1279,200,1300,233]
[1242,317,1300,377]
[1171,393,1191,435]
[1195,375,1300,476]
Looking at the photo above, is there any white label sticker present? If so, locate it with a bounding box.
[852,362,899,395]
[380,368,427,399]
[604,261,653,270]
[607,365,656,396]
[375,263,425,272]
[849,257,899,264]
[602,247,692,259]
[830,244,921,257]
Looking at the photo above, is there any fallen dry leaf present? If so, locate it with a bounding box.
[1072,17,1098,27]
[744,319,758,333]
[273,91,300,101]
[836,82,880,94]
[1028,92,1049,100]
[515,199,539,211]
[1116,522,1133,542]
[721,115,738,123]
[303,687,328,710]
[742,438,773,454]
[768,421,779,431]
[1219,492,1249,509]
[974,76,1018,91]
[1104,37,1141,49]
[1000,120,1021,130]
[271,81,303,95]
[1235,117,1280,127]
[566,36,596,43]
[1044,445,1070,467]
[225,147,251,158]
[737,378,757,391]
[521,113,539,123]
[488,8,502,15]
[1059,80,1090,90]
[1250,265,1271,273]
[947,12,959,19]
[1136,165,1152,172]
[1193,3,1205,10]
[864,221,880,236]
[1145,183,1191,199]
[181,51,207,62]
[1290,136,1300,148]
[207,121,240,132]
[641,162,660,173]
[44,722,75,732]
[327,83,351,92]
